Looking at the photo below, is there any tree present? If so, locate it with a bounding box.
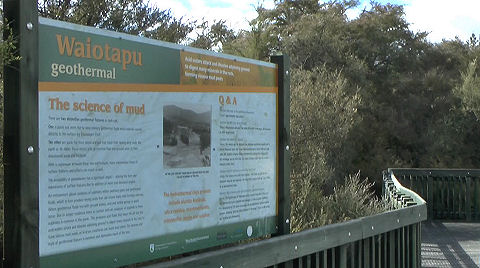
[38,0,194,44]
[455,59,480,120]
[143,9,193,44]
[189,20,236,50]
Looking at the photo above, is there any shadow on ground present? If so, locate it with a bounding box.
[422,221,480,267]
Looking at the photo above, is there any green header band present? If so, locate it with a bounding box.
[38,17,276,87]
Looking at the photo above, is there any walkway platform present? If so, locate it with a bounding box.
[422,221,480,267]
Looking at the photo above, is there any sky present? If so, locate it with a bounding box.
[151,0,480,43]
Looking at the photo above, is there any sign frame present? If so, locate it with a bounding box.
[3,1,290,267]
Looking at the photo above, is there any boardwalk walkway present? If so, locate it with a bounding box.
[422,221,480,267]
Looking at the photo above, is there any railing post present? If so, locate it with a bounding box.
[411,224,417,267]
[382,233,387,268]
[358,238,363,268]
[389,230,395,268]
[405,226,410,268]
[401,227,405,268]
[371,236,376,268]
[475,177,480,220]
[363,238,370,268]
[339,245,348,268]
[450,176,455,218]
[417,223,422,267]
[427,174,433,220]
[465,176,472,221]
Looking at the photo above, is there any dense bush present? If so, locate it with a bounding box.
[289,67,385,231]
[290,67,360,193]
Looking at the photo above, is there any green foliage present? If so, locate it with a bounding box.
[291,172,385,232]
[290,66,366,230]
[38,0,195,44]
[250,0,480,231]
[290,67,360,191]
[222,17,276,60]
[143,10,194,44]
[455,59,480,120]
[1,8,20,247]
[0,17,20,76]
[326,172,386,221]
[189,20,236,50]
[3,0,480,237]
[37,1,242,49]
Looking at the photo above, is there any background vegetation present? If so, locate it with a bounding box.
[3,0,480,240]
[1,5,21,243]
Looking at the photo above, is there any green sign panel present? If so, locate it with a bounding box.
[37,17,279,267]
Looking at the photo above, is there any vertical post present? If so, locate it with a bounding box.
[270,55,291,235]
[441,177,446,218]
[331,248,336,268]
[363,238,370,268]
[450,177,454,218]
[388,231,395,268]
[475,177,479,220]
[401,227,405,268]
[3,0,39,268]
[405,225,410,267]
[416,223,421,267]
[371,236,376,268]
[306,255,312,267]
[350,243,355,268]
[339,245,347,268]
[411,225,417,267]
[358,238,363,267]
[466,176,472,221]
[382,233,387,268]
[427,175,433,220]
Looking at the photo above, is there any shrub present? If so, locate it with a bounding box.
[290,67,361,194]
[291,172,386,232]
[290,66,377,232]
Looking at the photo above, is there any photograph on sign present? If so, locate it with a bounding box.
[163,103,212,169]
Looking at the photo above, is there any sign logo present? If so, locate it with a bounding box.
[247,226,253,237]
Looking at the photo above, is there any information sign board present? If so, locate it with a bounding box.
[37,17,279,267]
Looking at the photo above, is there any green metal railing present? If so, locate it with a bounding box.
[390,168,480,221]
[145,172,426,268]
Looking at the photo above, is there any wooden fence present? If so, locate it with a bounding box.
[144,170,426,268]
[390,168,480,221]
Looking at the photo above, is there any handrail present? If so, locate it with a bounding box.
[384,171,426,206]
[143,171,426,268]
[390,168,480,221]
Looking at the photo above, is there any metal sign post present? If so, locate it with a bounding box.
[3,0,40,267]
[271,55,291,236]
